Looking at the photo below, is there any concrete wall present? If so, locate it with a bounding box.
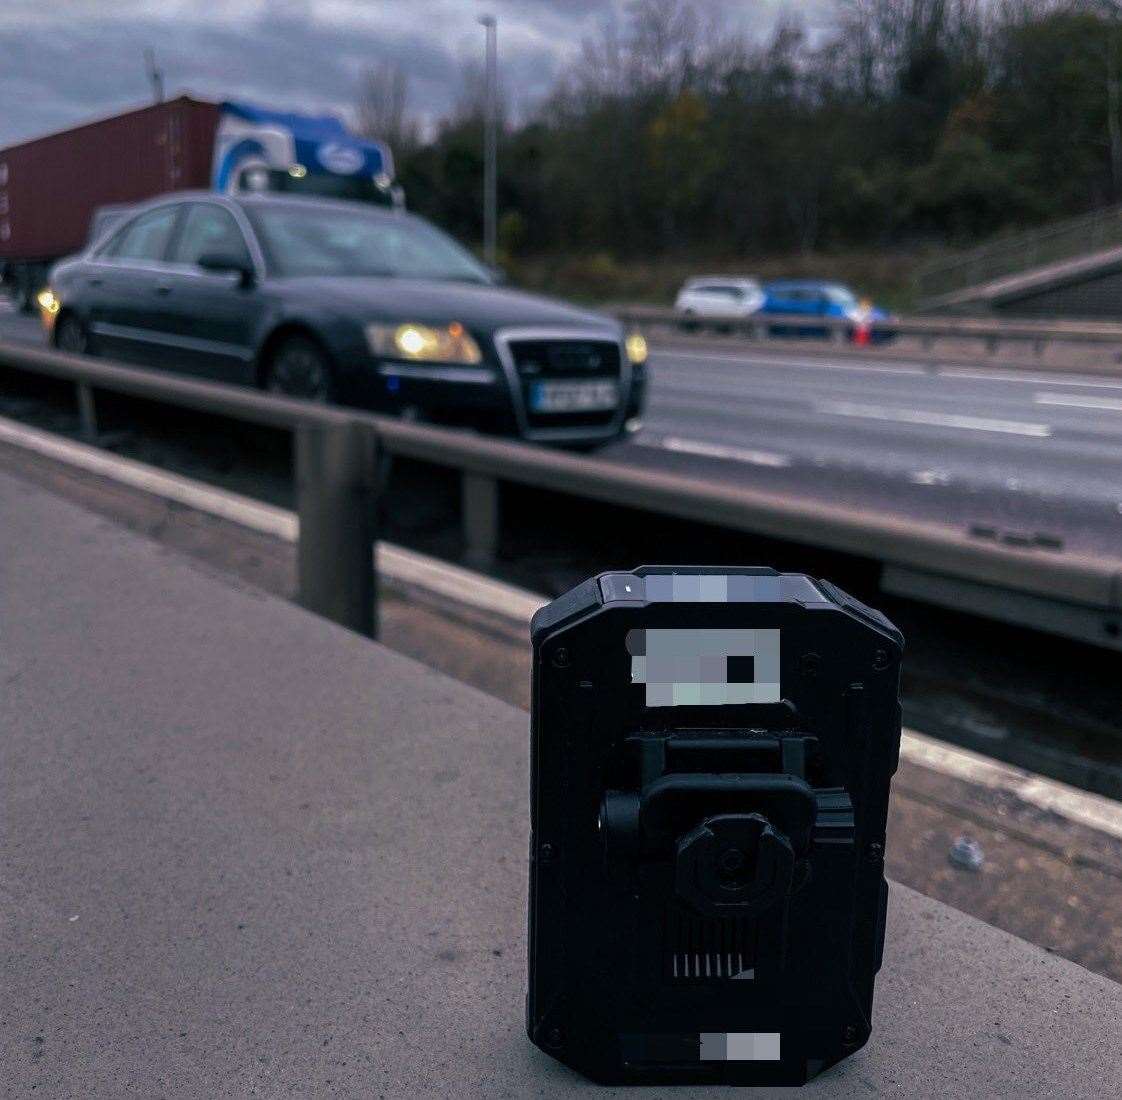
[995,265,1122,320]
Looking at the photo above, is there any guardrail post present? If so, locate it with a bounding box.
[462,471,499,571]
[76,382,98,441]
[295,419,379,638]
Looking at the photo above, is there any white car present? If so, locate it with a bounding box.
[674,276,765,322]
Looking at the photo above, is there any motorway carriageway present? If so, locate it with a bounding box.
[2,303,1121,558]
[614,343,1122,559]
[4,299,1122,793]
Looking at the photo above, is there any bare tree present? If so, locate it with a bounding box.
[356,61,417,151]
[452,58,509,130]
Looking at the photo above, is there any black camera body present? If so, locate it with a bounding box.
[527,567,903,1086]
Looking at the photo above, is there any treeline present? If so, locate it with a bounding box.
[361,0,1122,257]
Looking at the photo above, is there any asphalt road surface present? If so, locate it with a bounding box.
[3,304,1120,556]
[619,343,1122,558]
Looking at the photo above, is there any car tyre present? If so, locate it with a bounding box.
[54,313,91,355]
[264,335,336,403]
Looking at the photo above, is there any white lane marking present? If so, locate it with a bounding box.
[1034,392,1122,411]
[944,368,1122,390]
[656,349,926,376]
[659,349,1122,390]
[910,469,951,486]
[0,415,548,624]
[899,730,1122,842]
[640,435,791,467]
[813,399,1053,437]
[4,412,1121,841]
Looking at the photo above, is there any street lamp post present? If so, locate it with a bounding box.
[479,14,498,266]
[1096,0,1122,201]
[144,48,165,104]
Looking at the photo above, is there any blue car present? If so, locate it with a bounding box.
[759,280,895,344]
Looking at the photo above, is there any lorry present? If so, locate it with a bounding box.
[0,96,397,309]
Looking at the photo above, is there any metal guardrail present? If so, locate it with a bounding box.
[913,204,1122,301]
[1,340,1120,649]
[3,343,381,637]
[616,304,1122,361]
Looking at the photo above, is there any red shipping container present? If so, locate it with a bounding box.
[0,96,220,263]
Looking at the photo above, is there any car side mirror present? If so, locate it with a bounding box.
[197,251,255,288]
[485,263,507,285]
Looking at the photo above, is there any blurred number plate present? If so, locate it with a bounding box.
[530,380,618,412]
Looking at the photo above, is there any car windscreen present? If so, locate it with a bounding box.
[824,285,859,308]
[245,206,492,283]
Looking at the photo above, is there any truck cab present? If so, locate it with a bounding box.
[213,101,402,209]
[1,96,402,311]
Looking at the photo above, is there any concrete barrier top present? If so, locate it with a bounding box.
[2,469,1120,1098]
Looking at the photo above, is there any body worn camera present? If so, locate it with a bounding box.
[527,566,903,1086]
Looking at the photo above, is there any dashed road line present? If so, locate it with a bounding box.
[640,434,792,467]
[943,367,1122,390]
[909,469,951,486]
[814,399,1053,437]
[656,348,1122,389]
[1035,392,1122,411]
[656,349,926,375]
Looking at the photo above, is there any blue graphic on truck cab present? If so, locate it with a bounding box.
[214,137,272,191]
[211,101,393,192]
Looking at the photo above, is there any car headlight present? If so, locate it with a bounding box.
[365,321,482,364]
[37,288,61,315]
[625,332,648,365]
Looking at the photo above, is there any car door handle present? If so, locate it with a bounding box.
[155,284,172,296]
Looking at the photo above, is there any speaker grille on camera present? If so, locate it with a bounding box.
[666,909,756,982]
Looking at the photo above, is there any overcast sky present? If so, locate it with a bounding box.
[0,0,836,147]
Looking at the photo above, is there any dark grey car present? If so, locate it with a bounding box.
[44,192,647,447]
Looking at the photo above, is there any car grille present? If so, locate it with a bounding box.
[506,338,622,429]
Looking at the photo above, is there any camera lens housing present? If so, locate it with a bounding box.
[527,566,903,1085]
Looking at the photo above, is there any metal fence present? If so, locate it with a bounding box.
[1,340,1119,650]
[913,204,1122,302]
[615,304,1122,362]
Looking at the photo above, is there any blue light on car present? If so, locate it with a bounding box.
[386,376,401,393]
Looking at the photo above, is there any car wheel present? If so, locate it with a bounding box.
[679,310,699,333]
[264,335,335,402]
[55,313,90,355]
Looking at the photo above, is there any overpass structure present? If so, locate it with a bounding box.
[916,203,1122,318]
